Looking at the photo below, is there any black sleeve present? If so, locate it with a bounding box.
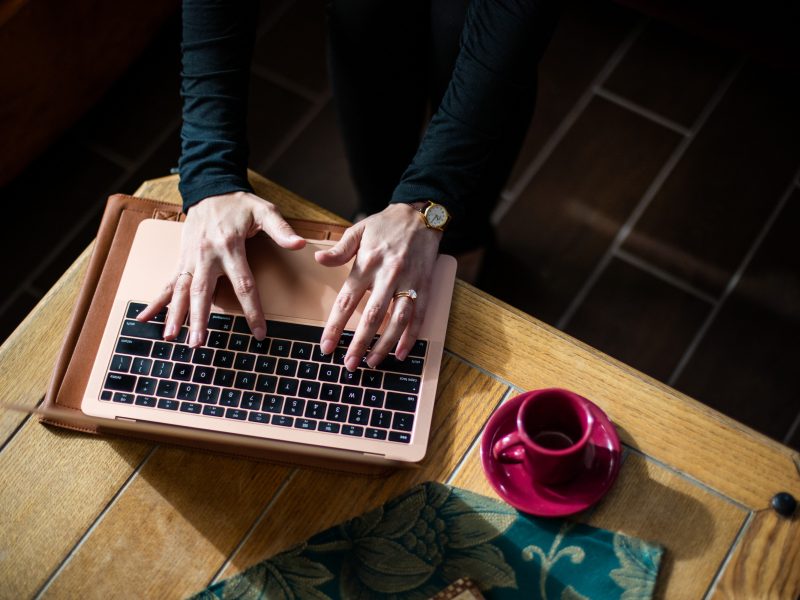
[178,0,259,212]
[390,0,558,224]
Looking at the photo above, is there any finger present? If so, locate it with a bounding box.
[138,279,176,323]
[367,294,415,367]
[345,283,395,372]
[164,272,193,340]
[188,265,218,348]
[315,224,362,267]
[256,204,305,249]
[221,241,266,339]
[395,288,429,361]
[319,275,369,357]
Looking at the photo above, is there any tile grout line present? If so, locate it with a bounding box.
[782,410,800,446]
[250,63,322,105]
[491,18,647,224]
[615,248,717,305]
[32,445,160,599]
[668,162,800,387]
[703,510,755,599]
[556,60,743,332]
[594,86,692,137]
[0,117,182,319]
[208,469,299,586]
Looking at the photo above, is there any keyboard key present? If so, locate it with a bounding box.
[266,320,323,343]
[272,415,294,427]
[363,390,385,408]
[192,348,214,365]
[262,395,284,413]
[389,431,412,443]
[176,327,189,344]
[291,342,312,360]
[348,407,370,425]
[208,331,229,349]
[135,395,157,407]
[225,408,247,420]
[270,339,291,357]
[113,392,135,404]
[156,380,178,398]
[213,368,235,387]
[392,412,415,431]
[311,345,332,363]
[278,377,299,396]
[177,383,199,401]
[295,418,317,430]
[254,355,276,374]
[219,389,241,407]
[192,367,215,385]
[208,313,233,331]
[249,338,270,354]
[234,353,256,371]
[370,410,392,429]
[104,373,136,392]
[229,334,249,351]
[110,354,132,373]
[319,421,341,434]
[157,399,179,411]
[173,363,193,381]
[126,302,147,319]
[298,381,320,399]
[326,404,348,422]
[277,358,298,377]
[241,392,263,410]
[383,374,420,394]
[181,402,202,414]
[385,393,418,413]
[342,387,363,405]
[121,319,164,340]
[151,360,172,379]
[198,386,220,404]
[305,401,326,419]
[135,377,157,395]
[333,348,347,365]
[298,361,318,379]
[337,331,354,348]
[116,337,152,356]
[366,428,388,440]
[284,398,305,416]
[131,358,152,375]
[342,425,364,437]
[255,374,278,394]
[320,384,341,402]
[172,344,192,363]
[100,390,113,401]
[152,342,172,359]
[248,412,270,424]
[340,369,361,386]
[362,370,383,388]
[233,316,252,334]
[374,355,424,376]
[202,405,225,417]
[213,350,234,368]
[319,365,340,382]
[408,340,428,358]
[234,372,256,390]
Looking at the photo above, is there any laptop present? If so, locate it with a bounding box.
[82,218,457,467]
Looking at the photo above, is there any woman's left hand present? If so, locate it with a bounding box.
[315,203,442,370]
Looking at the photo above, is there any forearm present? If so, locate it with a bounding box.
[179,0,259,212]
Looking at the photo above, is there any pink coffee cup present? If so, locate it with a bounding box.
[492,388,596,485]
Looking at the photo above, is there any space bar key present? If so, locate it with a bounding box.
[265,320,324,343]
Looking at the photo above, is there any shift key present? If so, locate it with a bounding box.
[104,373,136,392]
[383,373,420,394]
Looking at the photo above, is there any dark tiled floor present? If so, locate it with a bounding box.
[2,0,799,450]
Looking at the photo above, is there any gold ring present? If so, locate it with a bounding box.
[178,272,194,279]
[393,289,418,301]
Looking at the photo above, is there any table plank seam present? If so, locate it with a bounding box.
[207,468,299,587]
[32,444,159,600]
[702,510,755,599]
[443,348,524,392]
[0,403,37,455]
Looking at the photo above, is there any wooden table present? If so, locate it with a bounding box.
[1,174,798,599]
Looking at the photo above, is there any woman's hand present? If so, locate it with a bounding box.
[316,203,441,371]
[136,191,305,347]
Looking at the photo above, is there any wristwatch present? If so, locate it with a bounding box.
[414,201,452,232]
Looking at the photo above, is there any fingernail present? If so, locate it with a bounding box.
[320,339,335,354]
[253,326,266,340]
[290,234,303,243]
[366,356,378,369]
[189,331,202,347]
[396,349,408,361]
[164,323,176,338]
[345,356,360,372]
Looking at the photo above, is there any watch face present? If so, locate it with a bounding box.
[426,204,448,228]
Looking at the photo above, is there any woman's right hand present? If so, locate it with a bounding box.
[136,191,306,347]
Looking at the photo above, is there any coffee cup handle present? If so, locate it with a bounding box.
[493,432,526,463]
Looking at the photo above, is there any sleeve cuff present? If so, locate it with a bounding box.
[179,177,253,213]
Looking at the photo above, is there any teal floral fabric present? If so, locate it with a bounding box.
[191,482,662,600]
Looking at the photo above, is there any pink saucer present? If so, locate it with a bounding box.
[480,393,621,517]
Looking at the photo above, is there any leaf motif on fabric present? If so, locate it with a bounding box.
[271,555,334,587]
[443,487,517,520]
[610,534,662,600]
[440,543,518,590]
[354,537,434,576]
[343,505,385,540]
[561,585,590,600]
[218,564,268,600]
[370,487,427,539]
[446,512,516,549]
[423,481,452,509]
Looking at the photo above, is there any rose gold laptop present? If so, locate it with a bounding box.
[82,219,457,466]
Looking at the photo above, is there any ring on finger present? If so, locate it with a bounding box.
[177,271,194,280]
[393,289,418,301]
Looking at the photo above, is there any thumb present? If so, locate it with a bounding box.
[256,204,305,249]
[315,224,362,266]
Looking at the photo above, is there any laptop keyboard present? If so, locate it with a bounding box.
[100,302,427,444]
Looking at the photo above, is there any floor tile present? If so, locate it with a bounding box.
[604,20,735,127]
[487,96,681,325]
[565,257,711,382]
[621,64,800,296]
[674,189,800,443]
[0,136,123,287]
[247,74,314,170]
[265,101,356,220]
[252,0,328,97]
[505,0,639,190]
[76,15,181,163]
[0,291,40,345]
